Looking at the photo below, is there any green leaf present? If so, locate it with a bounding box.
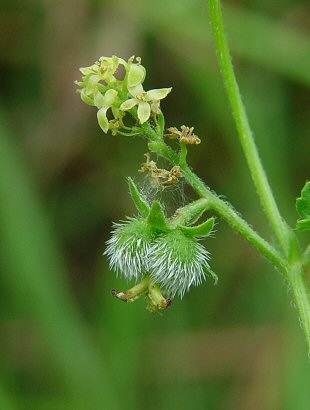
[296,181,310,231]
[147,201,169,231]
[127,177,150,217]
[180,217,215,237]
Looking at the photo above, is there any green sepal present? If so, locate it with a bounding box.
[188,206,207,225]
[296,181,310,231]
[147,201,169,231]
[179,217,215,238]
[127,177,150,217]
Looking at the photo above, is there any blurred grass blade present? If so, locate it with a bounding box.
[115,0,310,86]
[0,112,119,410]
[0,382,17,410]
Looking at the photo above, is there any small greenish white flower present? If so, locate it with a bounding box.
[94,89,118,133]
[120,84,172,124]
[149,229,211,298]
[104,217,154,281]
[77,56,124,108]
[80,55,124,86]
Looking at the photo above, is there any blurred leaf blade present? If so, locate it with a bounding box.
[114,0,310,85]
[0,111,119,410]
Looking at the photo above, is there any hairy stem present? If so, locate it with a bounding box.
[148,140,285,272]
[181,164,286,271]
[147,133,310,353]
[304,244,310,271]
[287,263,310,351]
[208,0,290,255]
[208,0,310,354]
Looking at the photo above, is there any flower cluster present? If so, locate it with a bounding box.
[104,179,215,309]
[76,55,172,134]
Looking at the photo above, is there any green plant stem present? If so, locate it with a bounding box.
[287,263,310,351]
[207,0,310,354]
[182,164,286,271]
[304,244,310,270]
[142,2,310,349]
[148,141,285,272]
[147,135,310,353]
[208,0,290,255]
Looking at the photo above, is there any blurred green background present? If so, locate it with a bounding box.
[1,0,310,409]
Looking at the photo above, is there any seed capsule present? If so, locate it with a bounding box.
[149,229,211,298]
[104,217,154,281]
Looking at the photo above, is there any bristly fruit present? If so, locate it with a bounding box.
[149,228,212,298]
[104,217,154,281]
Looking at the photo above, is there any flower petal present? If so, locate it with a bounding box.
[128,84,144,98]
[100,56,119,82]
[86,74,101,92]
[103,89,118,106]
[137,101,151,124]
[79,64,98,75]
[97,108,109,133]
[127,64,146,88]
[80,89,95,106]
[93,91,106,108]
[145,88,172,101]
[79,67,94,76]
[120,98,138,111]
